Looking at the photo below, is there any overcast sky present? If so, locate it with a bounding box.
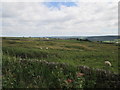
[1,2,118,37]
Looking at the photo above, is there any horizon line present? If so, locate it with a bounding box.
[1,34,119,37]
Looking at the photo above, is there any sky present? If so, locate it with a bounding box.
[1,2,118,37]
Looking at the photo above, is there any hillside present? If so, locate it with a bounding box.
[86,36,120,41]
[2,37,119,88]
[41,35,120,42]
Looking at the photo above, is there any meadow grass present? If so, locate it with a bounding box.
[2,37,119,88]
[2,37,118,72]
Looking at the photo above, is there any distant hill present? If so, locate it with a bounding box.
[38,35,120,41]
[47,36,87,39]
[86,36,120,41]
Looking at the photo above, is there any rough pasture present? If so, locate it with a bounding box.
[2,37,119,88]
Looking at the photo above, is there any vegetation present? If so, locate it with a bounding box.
[2,37,119,88]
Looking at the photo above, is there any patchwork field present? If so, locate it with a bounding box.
[2,37,119,88]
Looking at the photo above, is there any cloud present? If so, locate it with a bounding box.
[1,2,118,37]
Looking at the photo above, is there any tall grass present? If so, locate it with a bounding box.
[2,55,86,88]
[2,55,119,88]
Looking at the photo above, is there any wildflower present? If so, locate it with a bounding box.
[76,72,85,77]
[66,79,73,83]
[52,71,54,74]
[55,65,58,68]
[11,83,13,85]
[58,78,61,81]
[36,60,39,62]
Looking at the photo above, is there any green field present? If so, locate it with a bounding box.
[2,37,119,88]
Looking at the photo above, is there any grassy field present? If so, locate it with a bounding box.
[2,37,119,88]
